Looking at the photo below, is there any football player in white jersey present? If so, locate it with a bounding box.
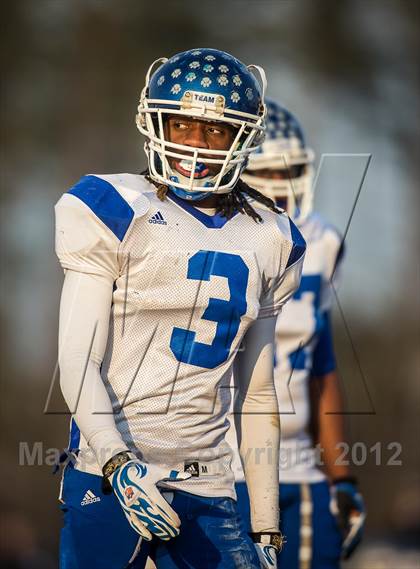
[226,99,365,569]
[55,51,305,569]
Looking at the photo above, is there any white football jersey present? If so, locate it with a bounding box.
[227,212,343,484]
[55,173,305,498]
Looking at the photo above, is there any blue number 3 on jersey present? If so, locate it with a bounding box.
[170,250,249,369]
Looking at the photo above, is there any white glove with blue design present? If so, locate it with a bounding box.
[254,543,278,568]
[250,532,283,568]
[103,452,190,541]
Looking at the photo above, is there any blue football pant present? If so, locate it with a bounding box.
[236,481,342,569]
[59,465,260,569]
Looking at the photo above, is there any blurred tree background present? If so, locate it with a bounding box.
[1,1,419,566]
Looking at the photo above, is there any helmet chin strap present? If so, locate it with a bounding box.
[153,153,213,199]
[167,156,235,201]
[168,163,214,201]
[168,166,214,200]
[168,177,213,201]
[172,160,214,188]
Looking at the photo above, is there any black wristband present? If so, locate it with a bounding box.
[249,531,285,552]
[102,451,132,478]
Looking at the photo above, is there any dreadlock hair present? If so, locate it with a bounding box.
[143,170,282,223]
[216,178,282,222]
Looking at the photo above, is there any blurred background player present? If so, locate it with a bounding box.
[55,52,305,568]
[227,99,365,569]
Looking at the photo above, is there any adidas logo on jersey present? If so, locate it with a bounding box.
[81,489,101,506]
[184,462,199,477]
[184,461,211,477]
[148,211,167,225]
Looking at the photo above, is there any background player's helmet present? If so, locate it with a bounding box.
[242,99,315,223]
[136,48,267,201]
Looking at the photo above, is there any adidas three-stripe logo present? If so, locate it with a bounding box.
[81,489,101,506]
[148,211,167,225]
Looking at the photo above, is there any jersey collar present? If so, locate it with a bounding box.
[167,190,238,229]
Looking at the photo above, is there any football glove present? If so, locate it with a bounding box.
[254,543,278,568]
[250,532,283,569]
[104,452,190,541]
[330,478,366,559]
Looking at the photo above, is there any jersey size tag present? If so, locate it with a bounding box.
[184,461,217,477]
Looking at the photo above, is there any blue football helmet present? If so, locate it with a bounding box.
[242,99,315,222]
[136,48,267,200]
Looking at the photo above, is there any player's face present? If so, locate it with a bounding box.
[164,116,236,179]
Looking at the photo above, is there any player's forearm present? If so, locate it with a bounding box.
[234,316,280,532]
[311,370,350,480]
[238,404,280,532]
[60,357,128,467]
[58,270,128,467]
